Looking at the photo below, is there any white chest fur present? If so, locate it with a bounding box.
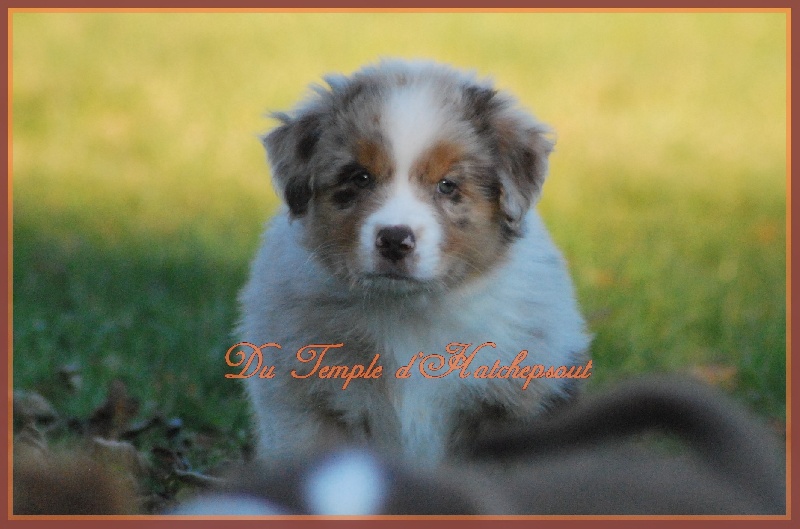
[238,210,589,464]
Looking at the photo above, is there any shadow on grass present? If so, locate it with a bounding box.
[13,217,252,442]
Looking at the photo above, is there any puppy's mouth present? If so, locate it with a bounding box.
[355,271,437,293]
[361,271,421,285]
[368,271,415,281]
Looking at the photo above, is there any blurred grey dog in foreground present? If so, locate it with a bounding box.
[15,376,785,515]
[174,376,786,516]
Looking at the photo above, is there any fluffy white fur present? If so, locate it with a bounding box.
[238,59,590,466]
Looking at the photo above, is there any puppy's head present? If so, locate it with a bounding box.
[263,60,553,292]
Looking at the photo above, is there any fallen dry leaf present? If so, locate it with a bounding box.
[13,390,59,428]
[173,469,226,489]
[688,364,738,390]
[14,423,47,454]
[89,379,140,439]
[91,437,150,478]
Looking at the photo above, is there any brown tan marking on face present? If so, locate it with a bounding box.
[305,184,384,282]
[303,140,391,282]
[440,184,508,282]
[408,141,512,284]
[356,138,394,180]
[306,138,392,278]
[412,141,464,185]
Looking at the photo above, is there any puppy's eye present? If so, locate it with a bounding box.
[350,170,373,189]
[437,179,458,195]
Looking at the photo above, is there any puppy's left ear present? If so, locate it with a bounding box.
[465,84,554,236]
[495,116,554,237]
[261,109,324,217]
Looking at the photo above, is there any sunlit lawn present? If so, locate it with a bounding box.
[12,11,787,482]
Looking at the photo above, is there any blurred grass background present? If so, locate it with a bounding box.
[12,12,787,469]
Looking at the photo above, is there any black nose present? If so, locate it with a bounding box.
[375,226,416,262]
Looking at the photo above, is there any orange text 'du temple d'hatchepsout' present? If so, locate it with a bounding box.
[225,342,592,390]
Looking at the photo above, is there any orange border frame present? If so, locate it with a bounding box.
[3,3,793,527]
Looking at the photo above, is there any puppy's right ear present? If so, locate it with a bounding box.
[262,109,324,217]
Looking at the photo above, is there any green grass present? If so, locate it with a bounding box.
[12,11,787,479]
